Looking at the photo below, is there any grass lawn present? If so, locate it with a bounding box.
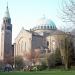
[0,70,75,75]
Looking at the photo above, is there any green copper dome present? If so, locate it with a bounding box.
[32,17,57,30]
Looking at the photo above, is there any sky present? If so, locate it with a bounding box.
[0,0,68,43]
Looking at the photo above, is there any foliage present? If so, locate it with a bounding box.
[46,48,62,68]
[60,0,75,68]
[0,60,4,71]
[37,61,47,71]
[47,53,56,68]
[54,48,62,66]
[15,56,25,70]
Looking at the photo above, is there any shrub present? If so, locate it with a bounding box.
[15,56,25,70]
[0,60,4,71]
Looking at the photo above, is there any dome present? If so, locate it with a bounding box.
[32,17,57,31]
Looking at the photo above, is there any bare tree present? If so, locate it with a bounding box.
[59,0,75,69]
[60,0,75,31]
[59,34,72,70]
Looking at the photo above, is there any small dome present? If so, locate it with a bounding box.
[32,17,57,30]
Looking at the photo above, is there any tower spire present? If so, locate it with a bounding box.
[7,2,8,9]
[4,2,10,18]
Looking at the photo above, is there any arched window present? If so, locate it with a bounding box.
[41,26,43,29]
[1,26,4,30]
[47,26,49,29]
[50,26,52,29]
[21,41,24,52]
[21,41,26,52]
[44,26,46,29]
[47,41,49,46]
[25,42,26,51]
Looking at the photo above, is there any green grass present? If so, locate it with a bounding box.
[0,70,75,75]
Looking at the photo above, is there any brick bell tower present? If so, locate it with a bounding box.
[1,4,12,64]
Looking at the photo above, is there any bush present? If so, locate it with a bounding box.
[54,49,62,66]
[0,60,4,71]
[47,53,55,68]
[47,49,62,69]
[15,56,25,70]
[36,61,47,71]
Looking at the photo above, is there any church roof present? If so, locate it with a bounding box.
[32,16,57,30]
[51,30,65,35]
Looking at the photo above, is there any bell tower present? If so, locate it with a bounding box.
[1,4,12,64]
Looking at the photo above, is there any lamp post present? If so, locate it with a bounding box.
[13,43,16,69]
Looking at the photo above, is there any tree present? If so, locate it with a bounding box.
[0,60,4,71]
[59,35,72,70]
[54,48,62,66]
[61,0,75,31]
[47,53,55,68]
[46,49,62,69]
[15,56,25,70]
[59,0,75,69]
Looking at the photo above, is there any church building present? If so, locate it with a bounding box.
[14,17,73,65]
[0,5,75,66]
